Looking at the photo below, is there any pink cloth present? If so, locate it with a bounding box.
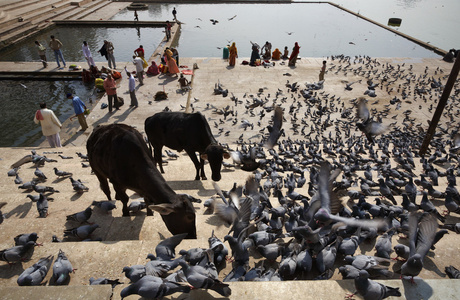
[35,110,44,121]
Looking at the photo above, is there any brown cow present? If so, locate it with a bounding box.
[86,124,197,238]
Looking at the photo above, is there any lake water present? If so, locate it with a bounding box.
[111,2,442,58]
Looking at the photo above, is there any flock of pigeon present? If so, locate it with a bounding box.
[1,54,460,299]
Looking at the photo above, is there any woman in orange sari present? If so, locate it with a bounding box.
[228,42,238,67]
[272,48,281,60]
[165,48,180,76]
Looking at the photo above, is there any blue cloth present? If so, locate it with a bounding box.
[54,50,66,67]
[72,96,85,115]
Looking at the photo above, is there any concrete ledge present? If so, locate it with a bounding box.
[53,19,168,27]
[0,285,113,300]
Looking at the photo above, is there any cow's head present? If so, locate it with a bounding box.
[200,144,230,182]
[149,194,198,239]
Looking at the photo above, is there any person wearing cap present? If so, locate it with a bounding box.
[33,102,62,147]
[67,93,88,131]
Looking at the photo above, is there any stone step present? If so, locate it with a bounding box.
[0,285,112,300]
[0,0,41,11]
[54,0,111,21]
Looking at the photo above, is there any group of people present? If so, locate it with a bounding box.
[224,41,302,67]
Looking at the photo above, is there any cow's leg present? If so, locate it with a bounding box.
[186,149,204,180]
[199,156,206,180]
[154,146,165,173]
[94,171,112,200]
[112,184,130,217]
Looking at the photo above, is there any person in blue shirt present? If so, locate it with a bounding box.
[68,93,88,131]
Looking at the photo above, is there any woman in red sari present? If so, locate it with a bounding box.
[146,61,160,76]
[288,42,300,66]
[228,42,238,67]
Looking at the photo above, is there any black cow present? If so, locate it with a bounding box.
[87,124,197,239]
[145,112,229,181]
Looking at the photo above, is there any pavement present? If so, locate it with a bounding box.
[1,1,460,300]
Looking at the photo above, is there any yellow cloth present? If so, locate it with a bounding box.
[141,57,148,68]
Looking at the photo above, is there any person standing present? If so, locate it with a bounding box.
[49,35,66,69]
[82,41,96,68]
[67,93,88,131]
[319,60,326,81]
[134,45,145,58]
[103,73,119,112]
[228,42,238,67]
[98,40,116,69]
[126,68,138,108]
[165,21,172,41]
[249,43,260,66]
[34,102,62,147]
[288,42,300,66]
[172,7,177,21]
[133,55,145,85]
[34,41,48,68]
[134,9,139,21]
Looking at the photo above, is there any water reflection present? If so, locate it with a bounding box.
[0,80,95,147]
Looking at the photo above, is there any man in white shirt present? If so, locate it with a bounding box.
[82,41,96,68]
[125,68,138,107]
[133,55,144,85]
[33,102,62,147]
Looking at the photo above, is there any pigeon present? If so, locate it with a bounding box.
[34,167,47,181]
[265,106,284,149]
[445,266,460,279]
[401,212,438,280]
[14,173,23,184]
[145,254,176,277]
[7,168,19,176]
[128,201,146,213]
[155,233,188,261]
[123,265,146,283]
[76,152,88,160]
[14,232,40,246]
[58,154,73,159]
[92,201,116,213]
[70,177,89,193]
[178,255,231,297]
[356,98,387,144]
[0,241,36,264]
[440,223,460,234]
[17,255,53,286]
[36,193,49,218]
[63,224,99,240]
[378,178,397,205]
[66,207,92,223]
[351,270,401,300]
[208,230,228,267]
[120,275,190,299]
[53,168,72,177]
[89,277,123,287]
[52,249,74,285]
[420,191,445,223]
[19,181,37,191]
[33,185,58,194]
